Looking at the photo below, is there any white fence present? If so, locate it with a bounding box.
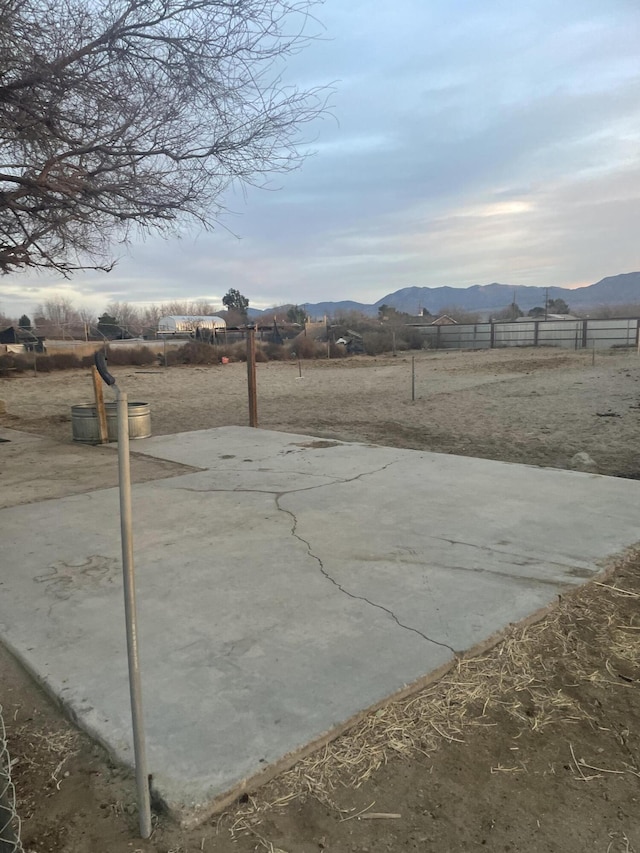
[414,318,640,351]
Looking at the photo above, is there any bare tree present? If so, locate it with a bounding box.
[140,303,163,331]
[191,299,219,316]
[35,296,80,335]
[106,301,142,334]
[159,299,219,316]
[77,305,96,327]
[0,0,326,275]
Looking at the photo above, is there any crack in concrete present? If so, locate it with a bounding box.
[174,456,456,651]
[171,458,402,497]
[433,536,593,575]
[274,494,456,656]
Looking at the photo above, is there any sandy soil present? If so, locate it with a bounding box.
[2,346,640,477]
[1,346,640,853]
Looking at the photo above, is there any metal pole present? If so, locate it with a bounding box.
[116,388,152,839]
[411,356,415,402]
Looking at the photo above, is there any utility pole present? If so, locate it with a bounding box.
[544,288,549,321]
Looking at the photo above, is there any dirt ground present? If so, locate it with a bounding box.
[1,346,640,852]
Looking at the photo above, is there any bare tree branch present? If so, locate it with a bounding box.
[0,0,329,274]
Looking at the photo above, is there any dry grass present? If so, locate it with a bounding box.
[15,725,80,783]
[227,550,640,839]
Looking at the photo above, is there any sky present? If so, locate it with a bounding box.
[3,0,640,317]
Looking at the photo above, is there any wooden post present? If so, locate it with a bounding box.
[92,365,109,443]
[246,329,258,427]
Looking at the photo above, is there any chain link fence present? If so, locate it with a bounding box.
[0,705,23,853]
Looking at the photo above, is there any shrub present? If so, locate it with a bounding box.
[292,336,322,359]
[362,330,394,355]
[34,354,51,372]
[253,347,268,363]
[0,353,29,376]
[214,342,247,362]
[162,348,181,366]
[177,342,219,365]
[106,346,156,366]
[401,329,426,350]
[329,342,348,358]
[262,342,289,361]
[47,352,82,369]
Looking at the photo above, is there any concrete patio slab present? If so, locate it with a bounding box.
[1,426,638,825]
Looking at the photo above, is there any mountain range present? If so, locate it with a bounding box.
[257,271,639,319]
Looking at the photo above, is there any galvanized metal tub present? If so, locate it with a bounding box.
[71,402,151,442]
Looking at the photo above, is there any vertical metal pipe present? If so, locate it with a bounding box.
[411,356,415,402]
[116,389,152,839]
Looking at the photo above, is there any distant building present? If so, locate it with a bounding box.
[430,315,458,326]
[0,325,46,352]
[515,314,579,322]
[157,315,226,335]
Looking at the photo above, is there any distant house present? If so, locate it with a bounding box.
[430,315,458,326]
[335,329,365,354]
[0,325,46,352]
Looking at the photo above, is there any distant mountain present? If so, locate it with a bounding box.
[299,299,371,318]
[294,272,640,318]
[569,272,640,306]
[373,283,570,314]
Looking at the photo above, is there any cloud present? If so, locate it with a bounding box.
[4,0,640,317]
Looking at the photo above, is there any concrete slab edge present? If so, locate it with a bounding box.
[166,546,639,828]
[1,546,637,830]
